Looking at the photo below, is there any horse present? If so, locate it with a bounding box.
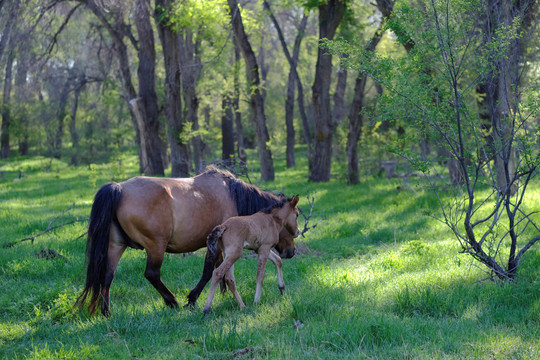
[75,167,297,316]
[202,195,300,315]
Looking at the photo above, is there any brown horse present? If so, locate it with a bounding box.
[75,167,297,316]
[202,195,300,314]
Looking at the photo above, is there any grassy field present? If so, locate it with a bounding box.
[0,150,539,359]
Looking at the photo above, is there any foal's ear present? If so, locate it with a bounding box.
[290,194,299,207]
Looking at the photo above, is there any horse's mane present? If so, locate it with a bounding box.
[201,166,282,216]
[260,197,290,214]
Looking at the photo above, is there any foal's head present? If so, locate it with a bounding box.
[273,195,299,258]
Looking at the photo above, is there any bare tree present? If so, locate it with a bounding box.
[346,0,393,184]
[310,0,346,182]
[155,0,191,177]
[82,0,165,175]
[228,0,274,181]
[263,1,310,168]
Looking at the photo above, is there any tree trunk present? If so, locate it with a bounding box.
[310,0,345,182]
[178,30,204,174]
[332,66,348,125]
[134,0,164,175]
[69,84,84,165]
[346,15,387,184]
[346,75,368,184]
[228,0,274,181]
[16,56,29,155]
[263,0,311,161]
[0,0,20,65]
[1,52,14,159]
[232,37,246,163]
[84,0,163,175]
[155,0,191,177]
[222,95,235,163]
[285,67,296,168]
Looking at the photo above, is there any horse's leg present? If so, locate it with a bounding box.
[224,264,245,309]
[144,248,179,309]
[268,250,285,295]
[186,249,220,307]
[185,250,225,308]
[203,249,242,315]
[101,231,126,316]
[254,246,272,304]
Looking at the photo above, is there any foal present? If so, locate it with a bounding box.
[203,195,299,314]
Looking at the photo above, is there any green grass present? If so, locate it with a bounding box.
[0,150,539,359]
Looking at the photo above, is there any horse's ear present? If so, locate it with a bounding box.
[291,195,299,207]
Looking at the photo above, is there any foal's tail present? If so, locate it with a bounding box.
[75,182,123,314]
[206,225,226,261]
[185,225,227,307]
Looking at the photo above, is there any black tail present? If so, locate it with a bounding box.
[75,182,123,314]
[185,225,226,307]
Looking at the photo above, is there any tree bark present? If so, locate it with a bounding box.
[222,95,235,163]
[263,0,311,163]
[228,0,274,181]
[346,14,387,184]
[15,55,29,155]
[178,30,204,174]
[83,0,163,175]
[69,84,84,165]
[332,66,348,125]
[155,0,191,177]
[1,51,14,159]
[310,0,346,182]
[232,37,246,163]
[134,0,164,175]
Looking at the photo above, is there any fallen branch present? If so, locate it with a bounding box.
[298,195,327,237]
[7,202,89,247]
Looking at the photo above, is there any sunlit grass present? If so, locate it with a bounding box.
[1,150,539,359]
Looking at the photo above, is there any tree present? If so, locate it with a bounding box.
[155,0,191,177]
[328,0,539,279]
[309,0,346,182]
[228,0,274,181]
[0,0,21,158]
[345,0,394,184]
[263,0,310,168]
[82,0,165,175]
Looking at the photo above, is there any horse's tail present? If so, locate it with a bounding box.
[75,182,123,314]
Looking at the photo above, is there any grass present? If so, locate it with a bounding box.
[0,149,539,359]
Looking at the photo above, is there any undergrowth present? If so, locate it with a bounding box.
[0,150,538,359]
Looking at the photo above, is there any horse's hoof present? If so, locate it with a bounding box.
[279,286,286,295]
[165,300,179,309]
[202,307,211,317]
[183,302,196,309]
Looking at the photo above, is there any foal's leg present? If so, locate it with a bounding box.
[203,249,242,314]
[144,247,179,308]
[224,264,245,309]
[254,245,272,303]
[268,250,285,295]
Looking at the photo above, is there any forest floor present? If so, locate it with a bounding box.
[1,150,539,359]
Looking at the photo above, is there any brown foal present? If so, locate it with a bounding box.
[203,195,300,314]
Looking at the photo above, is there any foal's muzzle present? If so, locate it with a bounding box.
[280,248,296,259]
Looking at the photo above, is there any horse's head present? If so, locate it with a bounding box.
[275,195,299,259]
[276,228,296,258]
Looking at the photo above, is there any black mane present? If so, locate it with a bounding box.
[202,166,282,216]
[260,197,292,214]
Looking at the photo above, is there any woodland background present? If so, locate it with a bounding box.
[1,1,540,358]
